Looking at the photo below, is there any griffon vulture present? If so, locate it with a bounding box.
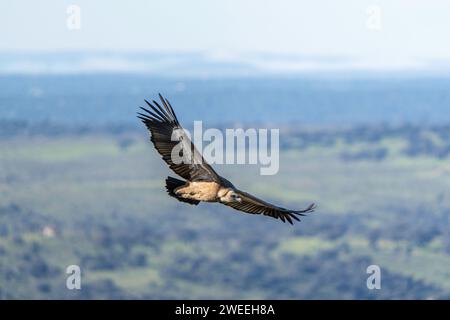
[137,94,316,224]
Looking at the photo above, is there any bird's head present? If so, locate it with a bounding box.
[220,189,242,203]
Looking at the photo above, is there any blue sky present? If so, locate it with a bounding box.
[1,1,450,71]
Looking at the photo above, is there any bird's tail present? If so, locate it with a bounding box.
[165,176,200,205]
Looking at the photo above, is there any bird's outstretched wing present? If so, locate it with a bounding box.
[224,189,316,224]
[138,94,221,182]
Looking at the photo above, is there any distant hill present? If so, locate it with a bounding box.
[1,73,450,126]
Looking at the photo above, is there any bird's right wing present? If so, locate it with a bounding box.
[138,94,221,182]
[224,189,316,224]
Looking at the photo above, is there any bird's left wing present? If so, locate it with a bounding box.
[138,94,221,183]
[224,189,315,224]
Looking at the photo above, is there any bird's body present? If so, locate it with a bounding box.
[138,94,316,224]
[176,181,222,202]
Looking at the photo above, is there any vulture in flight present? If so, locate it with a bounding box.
[137,94,316,224]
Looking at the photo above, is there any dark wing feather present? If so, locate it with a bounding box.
[138,94,221,182]
[224,190,316,224]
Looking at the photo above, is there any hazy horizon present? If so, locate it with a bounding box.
[2,1,450,71]
[2,51,450,76]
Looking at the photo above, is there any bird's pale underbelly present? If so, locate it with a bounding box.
[176,181,221,202]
